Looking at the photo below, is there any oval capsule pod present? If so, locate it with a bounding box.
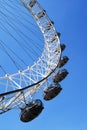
[20,99,44,122]
[59,56,69,68]
[43,84,62,101]
[60,44,66,52]
[53,69,69,83]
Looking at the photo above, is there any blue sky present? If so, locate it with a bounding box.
[0,0,87,130]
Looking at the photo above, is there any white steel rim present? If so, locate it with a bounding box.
[0,0,61,113]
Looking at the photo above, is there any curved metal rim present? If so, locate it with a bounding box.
[0,0,61,113]
[0,64,59,97]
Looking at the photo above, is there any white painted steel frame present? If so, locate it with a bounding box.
[0,0,61,113]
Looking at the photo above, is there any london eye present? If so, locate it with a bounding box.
[0,0,69,122]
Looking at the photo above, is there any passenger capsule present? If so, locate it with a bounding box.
[43,84,62,101]
[53,69,68,83]
[57,32,61,38]
[60,44,66,52]
[20,99,44,122]
[59,56,69,68]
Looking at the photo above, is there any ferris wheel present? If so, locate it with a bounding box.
[0,0,69,122]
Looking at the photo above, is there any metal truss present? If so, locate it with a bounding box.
[0,0,61,113]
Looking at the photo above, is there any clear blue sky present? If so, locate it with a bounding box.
[0,0,87,130]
